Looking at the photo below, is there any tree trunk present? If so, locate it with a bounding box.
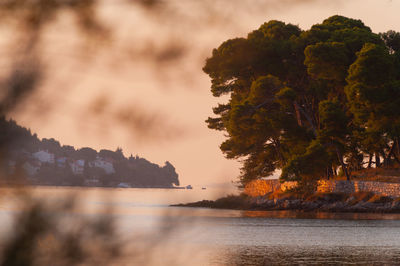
[328,167,334,180]
[273,139,286,165]
[335,145,350,181]
[382,149,389,167]
[293,101,317,135]
[386,142,396,161]
[375,152,381,168]
[397,138,400,159]
[327,167,333,180]
[293,103,302,127]
[367,153,373,168]
[380,141,396,167]
[391,146,400,164]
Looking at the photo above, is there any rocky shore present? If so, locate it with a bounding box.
[172,193,400,213]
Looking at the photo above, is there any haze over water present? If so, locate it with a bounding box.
[2,1,400,265]
[1,187,400,265]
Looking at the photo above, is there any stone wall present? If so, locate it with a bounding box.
[244,179,281,197]
[244,179,400,198]
[244,179,296,197]
[317,180,400,197]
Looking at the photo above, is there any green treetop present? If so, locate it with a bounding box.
[203,15,400,185]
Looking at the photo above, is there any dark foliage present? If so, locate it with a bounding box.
[203,15,400,185]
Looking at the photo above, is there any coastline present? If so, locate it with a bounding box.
[172,193,400,213]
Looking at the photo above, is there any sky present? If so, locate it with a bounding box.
[5,0,400,187]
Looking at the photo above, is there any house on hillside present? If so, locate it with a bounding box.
[70,159,85,175]
[33,150,55,164]
[90,157,115,174]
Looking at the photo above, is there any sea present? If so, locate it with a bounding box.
[1,186,400,265]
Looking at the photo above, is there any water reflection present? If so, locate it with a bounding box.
[242,210,400,220]
[2,187,400,265]
[218,245,400,265]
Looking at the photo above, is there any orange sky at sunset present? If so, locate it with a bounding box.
[5,0,400,187]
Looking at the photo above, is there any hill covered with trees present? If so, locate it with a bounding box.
[0,117,180,188]
[203,15,400,185]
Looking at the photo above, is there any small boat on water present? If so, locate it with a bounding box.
[117,183,130,188]
[186,185,193,189]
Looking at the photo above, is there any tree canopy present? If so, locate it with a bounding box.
[203,15,400,185]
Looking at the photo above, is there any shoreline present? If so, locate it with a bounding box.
[171,193,400,213]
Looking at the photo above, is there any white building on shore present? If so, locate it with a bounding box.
[70,159,85,175]
[33,150,55,164]
[90,157,115,174]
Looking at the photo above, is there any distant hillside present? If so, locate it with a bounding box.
[0,117,180,188]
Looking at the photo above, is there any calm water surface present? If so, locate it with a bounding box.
[1,187,400,265]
